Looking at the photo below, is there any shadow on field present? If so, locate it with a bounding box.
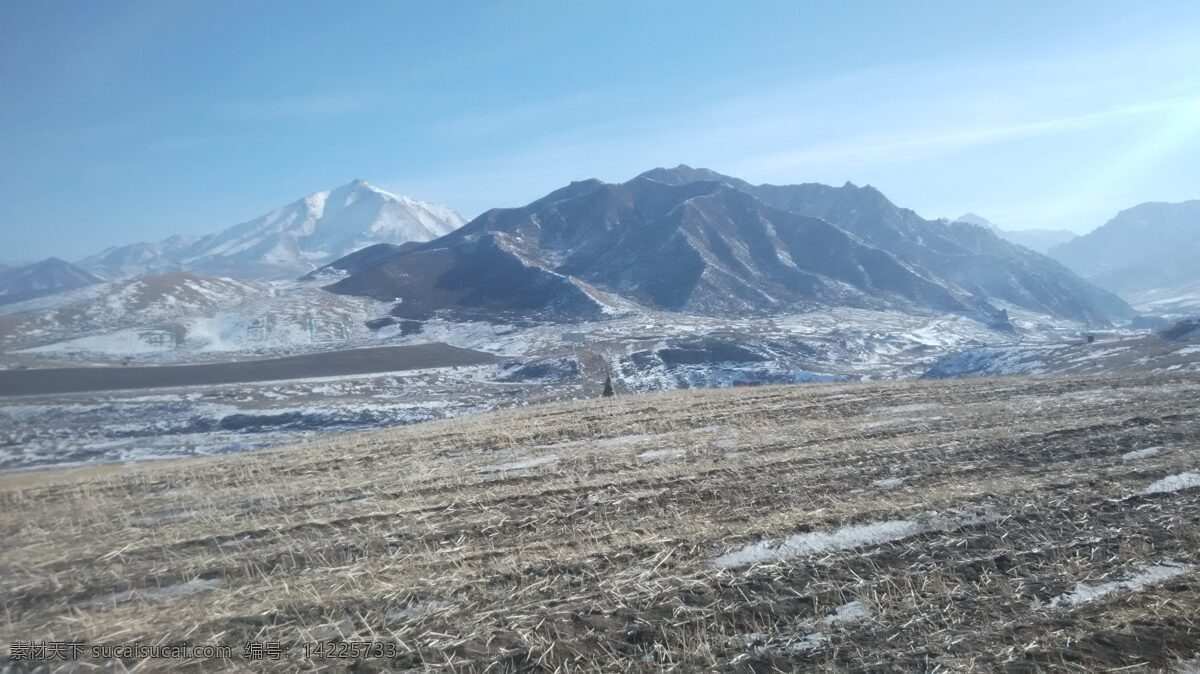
[0,344,500,396]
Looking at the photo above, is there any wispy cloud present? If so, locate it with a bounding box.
[742,95,1200,174]
[395,29,1200,229]
[424,91,610,139]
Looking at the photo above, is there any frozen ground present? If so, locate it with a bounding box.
[3,286,1076,370]
[5,288,1189,470]
[0,363,554,471]
[1125,281,1200,316]
[923,332,1200,378]
[4,372,1197,670]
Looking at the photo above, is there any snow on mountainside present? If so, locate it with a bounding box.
[77,235,194,280]
[0,272,389,357]
[78,180,466,280]
[0,258,102,305]
[329,176,977,323]
[700,172,1131,325]
[0,273,266,350]
[327,166,1130,327]
[922,332,1200,379]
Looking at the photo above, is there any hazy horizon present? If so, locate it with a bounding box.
[3,1,1200,261]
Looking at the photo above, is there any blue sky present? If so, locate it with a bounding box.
[3,1,1200,261]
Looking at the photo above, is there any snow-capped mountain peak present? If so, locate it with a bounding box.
[78,181,467,280]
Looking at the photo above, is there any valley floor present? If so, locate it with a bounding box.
[2,372,1199,671]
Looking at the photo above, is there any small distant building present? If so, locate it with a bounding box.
[137,329,176,350]
[308,314,350,343]
[246,316,273,342]
[1086,334,1096,344]
[561,332,587,344]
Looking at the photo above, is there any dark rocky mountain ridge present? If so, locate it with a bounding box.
[326,166,1132,326]
[0,258,103,305]
[301,242,420,280]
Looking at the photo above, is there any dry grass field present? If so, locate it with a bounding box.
[2,372,1199,671]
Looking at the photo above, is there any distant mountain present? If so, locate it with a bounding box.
[326,166,1131,326]
[78,180,466,280]
[0,271,388,355]
[1001,230,1079,255]
[78,235,194,280]
[633,167,1128,324]
[953,213,1077,255]
[0,258,103,305]
[1049,200,1200,313]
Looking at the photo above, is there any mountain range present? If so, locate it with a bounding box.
[325,166,1132,326]
[953,213,1077,255]
[1048,200,1200,313]
[78,180,465,280]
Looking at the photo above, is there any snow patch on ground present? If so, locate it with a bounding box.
[824,600,873,627]
[479,455,559,474]
[638,448,685,461]
[1122,447,1161,460]
[155,577,224,598]
[863,416,943,430]
[786,633,829,653]
[1046,563,1195,608]
[743,631,829,655]
[87,577,223,607]
[714,510,1000,570]
[716,519,923,570]
[534,434,658,452]
[1142,472,1200,495]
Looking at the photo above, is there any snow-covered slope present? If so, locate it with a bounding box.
[77,235,194,280]
[922,333,1200,378]
[0,272,389,357]
[78,180,466,280]
[329,167,1130,326]
[0,273,267,350]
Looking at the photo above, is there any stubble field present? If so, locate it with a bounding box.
[2,372,1198,671]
